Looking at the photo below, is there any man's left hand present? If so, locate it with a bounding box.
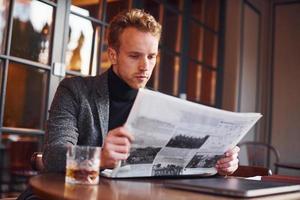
[215,146,240,176]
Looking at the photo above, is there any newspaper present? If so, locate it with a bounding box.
[101,89,262,178]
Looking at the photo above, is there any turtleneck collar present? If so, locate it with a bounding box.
[108,67,138,101]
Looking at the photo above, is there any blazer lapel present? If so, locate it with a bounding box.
[94,71,109,145]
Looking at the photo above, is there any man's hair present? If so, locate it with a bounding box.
[108,9,162,50]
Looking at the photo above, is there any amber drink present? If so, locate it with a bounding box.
[65,145,101,184]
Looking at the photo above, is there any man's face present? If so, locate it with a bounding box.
[108,27,159,89]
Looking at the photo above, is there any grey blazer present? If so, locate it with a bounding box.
[43,71,109,172]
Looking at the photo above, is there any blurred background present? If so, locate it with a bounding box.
[0,0,299,198]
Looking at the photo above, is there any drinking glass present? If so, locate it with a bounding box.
[65,145,101,184]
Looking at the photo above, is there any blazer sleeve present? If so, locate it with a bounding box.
[43,78,81,173]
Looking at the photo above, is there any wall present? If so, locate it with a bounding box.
[271,2,300,176]
[222,0,300,176]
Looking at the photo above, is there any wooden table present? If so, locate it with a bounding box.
[29,173,300,200]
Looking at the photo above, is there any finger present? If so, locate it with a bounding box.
[105,143,131,154]
[109,151,129,160]
[218,165,238,175]
[101,157,120,169]
[225,146,240,156]
[106,136,131,146]
[103,149,129,161]
[110,127,135,142]
[217,153,238,164]
[216,158,239,169]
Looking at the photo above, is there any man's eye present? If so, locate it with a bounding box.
[148,55,157,59]
[129,55,139,58]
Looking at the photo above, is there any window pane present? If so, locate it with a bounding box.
[0,0,10,54]
[71,1,103,20]
[165,0,183,11]
[4,62,48,129]
[100,28,111,73]
[186,62,216,105]
[188,21,203,61]
[162,10,182,52]
[203,30,218,68]
[142,0,160,20]
[1,134,42,190]
[106,0,130,23]
[3,134,41,172]
[147,53,160,90]
[66,14,101,76]
[10,0,54,65]
[204,0,220,32]
[0,61,3,106]
[159,52,180,96]
[187,62,202,102]
[191,0,204,22]
[201,67,216,105]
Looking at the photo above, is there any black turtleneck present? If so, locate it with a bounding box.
[108,67,138,131]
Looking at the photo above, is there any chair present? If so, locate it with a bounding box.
[30,152,44,172]
[230,165,272,177]
[238,141,280,174]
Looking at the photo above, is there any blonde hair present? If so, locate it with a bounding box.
[108,9,162,50]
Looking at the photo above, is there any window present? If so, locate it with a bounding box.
[10,0,54,65]
[142,0,222,106]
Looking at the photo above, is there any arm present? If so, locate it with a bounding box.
[43,78,80,173]
[216,146,240,175]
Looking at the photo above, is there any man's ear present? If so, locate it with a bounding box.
[107,47,117,65]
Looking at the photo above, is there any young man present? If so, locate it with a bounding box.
[43,9,239,175]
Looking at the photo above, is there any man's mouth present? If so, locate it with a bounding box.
[135,75,148,80]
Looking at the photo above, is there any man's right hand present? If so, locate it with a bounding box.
[100,126,134,169]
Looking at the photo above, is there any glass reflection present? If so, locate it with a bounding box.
[204,0,220,31]
[191,0,219,31]
[188,21,203,61]
[4,62,48,129]
[165,0,183,11]
[203,31,218,68]
[0,60,3,99]
[187,62,202,102]
[66,12,101,76]
[0,0,10,54]
[191,0,204,22]
[162,10,182,52]
[0,132,42,177]
[186,62,216,105]
[143,0,160,20]
[71,0,102,20]
[10,0,54,64]
[100,28,111,73]
[201,67,216,105]
[106,0,130,23]
[159,52,180,96]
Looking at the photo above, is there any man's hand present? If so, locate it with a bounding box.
[101,126,134,169]
[215,146,240,176]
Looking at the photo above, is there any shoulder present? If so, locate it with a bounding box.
[59,71,106,91]
[60,76,96,89]
[57,70,109,98]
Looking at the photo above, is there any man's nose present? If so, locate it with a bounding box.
[139,57,149,71]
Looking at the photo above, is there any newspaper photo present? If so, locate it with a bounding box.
[101,89,262,178]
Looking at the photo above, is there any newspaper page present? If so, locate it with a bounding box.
[101,89,262,178]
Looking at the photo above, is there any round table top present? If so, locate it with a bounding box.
[29,173,300,200]
[29,173,220,200]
